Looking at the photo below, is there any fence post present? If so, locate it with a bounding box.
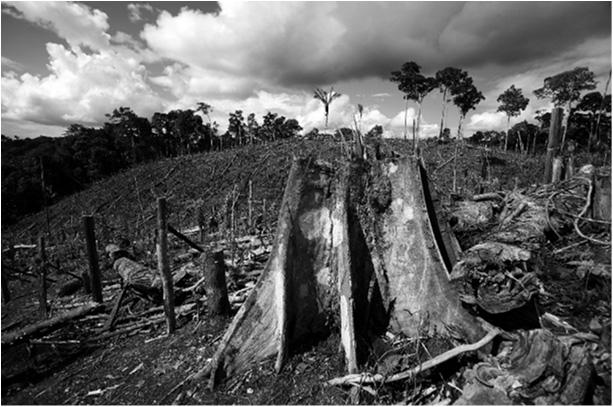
[157,198,176,334]
[248,180,253,229]
[544,107,564,184]
[38,236,48,318]
[82,215,103,303]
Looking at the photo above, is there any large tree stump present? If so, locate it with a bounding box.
[202,250,231,317]
[202,157,486,389]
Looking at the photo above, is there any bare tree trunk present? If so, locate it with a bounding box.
[560,101,572,150]
[544,107,564,184]
[325,104,329,127]
[591,69,611,151]
[37,236,48,319]
[456,114,465,139]
[415,100,423,154]
[403,98,410,140]
[157,198,176,335]
[439,88,448,138]
[504,116,510,151]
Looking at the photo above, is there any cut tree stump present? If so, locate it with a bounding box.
[201,156,487,389]
[202,250,231,317]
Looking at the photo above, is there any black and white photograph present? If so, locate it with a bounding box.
[1,1,611,404]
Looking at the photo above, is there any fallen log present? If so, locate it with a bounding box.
[1,302,105,346]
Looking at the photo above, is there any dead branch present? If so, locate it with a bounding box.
[573,177,609,245]
[432,155,455,174]
[499,201,527,227]
[327,328,500,386]
[2,303,105,346]
[167,224,205,252]
[471,192,505,202]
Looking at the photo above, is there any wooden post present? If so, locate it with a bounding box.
[1,272,10,304]
[82,216,103,303]
[198,207,206,244]
[593,172,612,221]
[262,198,267,224]
[565,155,574,180]
[157,198,176,335]
[202,250,231,316]
[551,157,563,183]
[248,180,253,229]
[38,236,48,318]
[39,157,51,238]
[2,245,14,303]
[544,107,563,183]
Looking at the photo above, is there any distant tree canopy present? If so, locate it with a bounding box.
[2,106,303,225]
[390,61,437,139]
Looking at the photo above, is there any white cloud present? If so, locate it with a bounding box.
[1,2,609,138]
[1,56,25,72]
[128,3,154,23]
[4,1,111,51]
[2,44,164,127]
[467,111,508,132]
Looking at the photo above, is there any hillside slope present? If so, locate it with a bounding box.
[3,137,548,248]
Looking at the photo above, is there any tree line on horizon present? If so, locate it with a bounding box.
[388,62,611,153]
[1,106,304,225]
[2,65,611,226]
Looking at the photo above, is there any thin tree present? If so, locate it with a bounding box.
[534,66,597,148]
[497,85,529,151]
[390,62,437,144]
[196,102,214,149]
[592,69,611,150]
[356,104,364,133]
[313,87,342,128]
[452,78,485,139]
[436,67,468,138]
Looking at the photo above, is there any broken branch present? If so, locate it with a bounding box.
[327,328,501,387]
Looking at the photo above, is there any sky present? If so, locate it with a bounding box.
[1,1,611,139]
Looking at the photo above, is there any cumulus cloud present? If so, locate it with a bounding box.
[2,44,164,126]
[141,1,610,89]
[1,1,610,138]
[3,1,111,51]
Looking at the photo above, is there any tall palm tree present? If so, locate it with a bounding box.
[313,87,341,127]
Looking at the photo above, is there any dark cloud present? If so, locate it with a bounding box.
[438,2,611,69]
[262,2,611,86]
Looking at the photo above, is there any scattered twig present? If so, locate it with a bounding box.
[327,328,501,386]
[540,312,578,333]
[433,156,455,174]
[499,201,527,227]
[472,192,505,202]
[181,276,206,293]
[574,178,609,245]
[552,240,588,255]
